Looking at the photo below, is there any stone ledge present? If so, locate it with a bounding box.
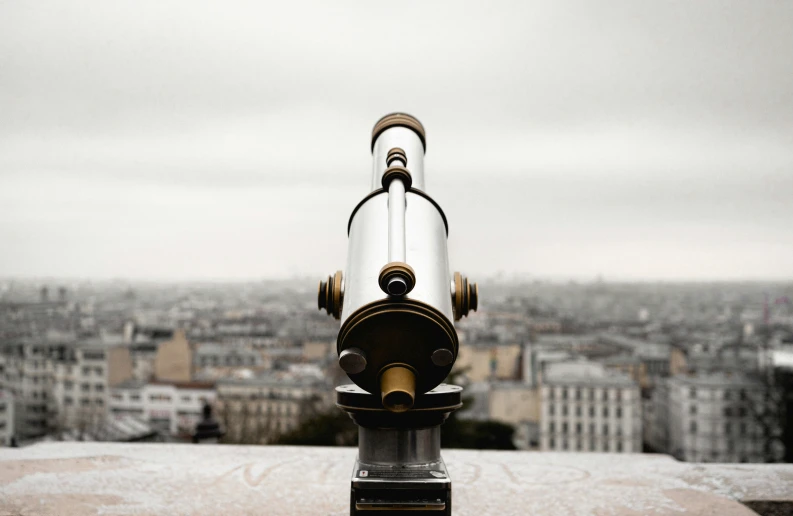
[1,443,792,515]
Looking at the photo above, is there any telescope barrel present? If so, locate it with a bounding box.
[326,115,477,515]
[320,113,477,411]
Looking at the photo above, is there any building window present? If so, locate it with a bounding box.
[738,407,747,417]
[616,407,623,418]
[82,367,91,376]
[549,404,555,416]
[602,390,608,401]
[589,406,595,417]
[562,422,568,434]
[562,439,568,450]
[589,388,594,400]
[575,423,582,434]
[616,390,622,401]
[690,421,697,434]
[689,405,696,415]
[576,439,582,451]
[64,397,73,405]
[724,407,732,417]
[739,389,747,401]
[603,407,609,418]
[589,423,595,435]
[603,424,609,436]
[181,395,192,403]
[724,390,732,401]
[575,388,581,400]
[562,388,568,400]
[689,387,696,399]
[575,405,581,417]
[130,395,141,402]
[549,422,555,433]
[81,383,90,392]
[740,423,746,436]
[549,437,555,449]
[725,422,732,434]
[94,367,103,375]
[617,441,623,452]
[603,440,609,452]
[95,384,104,392]
[562,405,568,417]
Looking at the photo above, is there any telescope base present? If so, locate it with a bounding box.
[336,384,462,516]
[350,456,451,515]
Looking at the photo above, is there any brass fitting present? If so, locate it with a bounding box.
[371,113,426,152]
[379,262,416,297]
[381,165,413,190]
[452,271,478,321]
[318,270,344,319]
[386,147,407,167]
[380,364,416,413]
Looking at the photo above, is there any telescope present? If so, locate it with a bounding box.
[318,113,478,515]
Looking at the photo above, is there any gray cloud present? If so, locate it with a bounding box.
[1,0,792,280]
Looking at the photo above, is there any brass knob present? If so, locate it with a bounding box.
[318,270,344,319]
[452,271,478,321]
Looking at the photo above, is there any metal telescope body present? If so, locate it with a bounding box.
[319,113,477,515]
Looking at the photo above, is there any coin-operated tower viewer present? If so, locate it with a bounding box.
[318,113,478,515]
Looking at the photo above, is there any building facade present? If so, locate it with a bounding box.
[0,389,14,446]
[0,334,133,440]
[653,373,772,463]
[109,380,216,437]
[540,362,642,453]
[216,374,332,444]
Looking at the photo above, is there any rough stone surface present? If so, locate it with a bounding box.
[0,443,792,515]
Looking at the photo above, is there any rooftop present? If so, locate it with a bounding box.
[544,360,637,387]
[1,443,791,515]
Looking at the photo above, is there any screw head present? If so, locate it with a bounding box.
[431,348,454,367]
[339,348,367,375]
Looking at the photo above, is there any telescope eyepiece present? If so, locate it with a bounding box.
[380,365,416,413]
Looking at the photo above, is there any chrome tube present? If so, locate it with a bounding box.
[358,426,441,465]
[372,126,425,192]
[388,178,406,264]
[342,192,453,321]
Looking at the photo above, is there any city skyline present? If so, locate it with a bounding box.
[1,1,792,281]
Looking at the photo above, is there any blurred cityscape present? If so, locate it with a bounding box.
[1,277,792,463]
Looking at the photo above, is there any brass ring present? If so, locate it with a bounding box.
[378,262,416,296]
[381,166,413,190]
[371,113,426,152]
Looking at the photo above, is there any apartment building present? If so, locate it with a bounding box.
[540,361,642,453]
[464,381,541,449]
[109,380,216,437]
[650,373,774,463]
[216,373,332,444]
[0,389,14,446]
[0,333,133,440]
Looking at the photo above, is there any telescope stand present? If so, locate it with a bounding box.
[336,384,462,515]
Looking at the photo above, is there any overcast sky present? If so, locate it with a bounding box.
[1,1,791,281]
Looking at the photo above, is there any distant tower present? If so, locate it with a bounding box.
[40,286,49,303]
